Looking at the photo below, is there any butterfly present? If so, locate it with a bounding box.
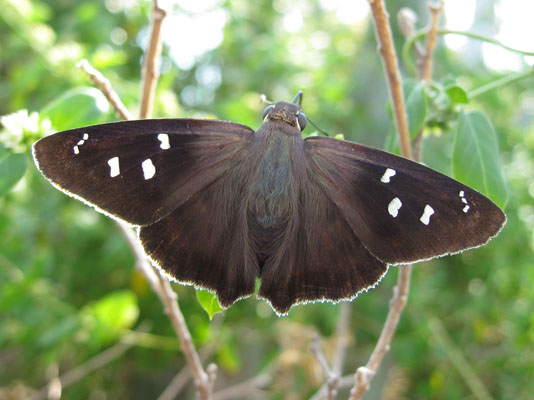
[32,93,506,315]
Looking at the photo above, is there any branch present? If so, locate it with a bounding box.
[76,59,132,120]
[157,266,211,398]
[139,0,166,119]
[349,1,415,398]
[367,0,412,159]
[309,303,351,400]
[158,325,220,400]
[332,302,351,375]
[397,8,424,59]
[400,2,444,162]
[310,333,339,400]
[418,1,444,86]
[212,372,272,400]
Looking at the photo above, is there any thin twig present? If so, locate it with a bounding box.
[397,8,424,59]
[158,323,221,400]
[367,0,412,159]
[418,1,444,86]
[309,303,351,400]
[30,325,150,400]
[139,0,166,119]
[310,333,339,400]
[332,302,351,376]
[212,372,272,400]
[410,2,444,163]
[76,59,132,120]
[117,221,160,290]
[159,274,211,398]
[157,367,193,400]
[349,1,415,398]
[349,270,412,400]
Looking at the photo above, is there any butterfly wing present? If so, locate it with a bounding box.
[305,137,506,265]
[257,147,388,315]
[139,144,260,307]
[32,119,253,226]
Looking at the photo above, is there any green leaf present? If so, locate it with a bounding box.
[83,290,139,344]
[196,289,224,320]
[453,110,508,208]
[384,125,401,155]
[0,144,27,196]
[445,85,469,104]
[41,87,110,131]
[406,81,428,139]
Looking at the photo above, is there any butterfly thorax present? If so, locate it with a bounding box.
[248,125,300,231]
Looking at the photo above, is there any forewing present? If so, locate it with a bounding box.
[139,159,260,308]
[305,137,506,265]
[32,119,253,226]
[257,165,388,315]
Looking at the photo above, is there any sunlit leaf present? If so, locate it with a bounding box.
[0,144,27,196]
[453,110,508,208]
[446,85,469,104]
[196,289,224,320]
[41,87,110,131]
[83,290,139,344]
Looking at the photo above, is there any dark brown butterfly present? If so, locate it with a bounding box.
[32,93,506,314]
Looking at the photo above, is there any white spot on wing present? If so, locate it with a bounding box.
[459,190,470,212]
[74,134,89,154]
[420,205,435,225]
[158,133,170,150]
[108,157,120,177]
[142,158,156,180]
[380,168,396,183]
[388,197,402,217]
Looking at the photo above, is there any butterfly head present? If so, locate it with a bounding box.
[262,101,308,131]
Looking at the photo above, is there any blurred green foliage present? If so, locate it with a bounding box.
[0,0,533,399]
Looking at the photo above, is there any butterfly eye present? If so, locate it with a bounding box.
[262,105,275,119]
[297,112,307,131]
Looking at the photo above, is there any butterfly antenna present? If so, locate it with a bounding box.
[307,117,329,137]
[293,91,303,105]
[260,94,274,105]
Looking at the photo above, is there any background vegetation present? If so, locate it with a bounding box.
[1,0,532,399]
